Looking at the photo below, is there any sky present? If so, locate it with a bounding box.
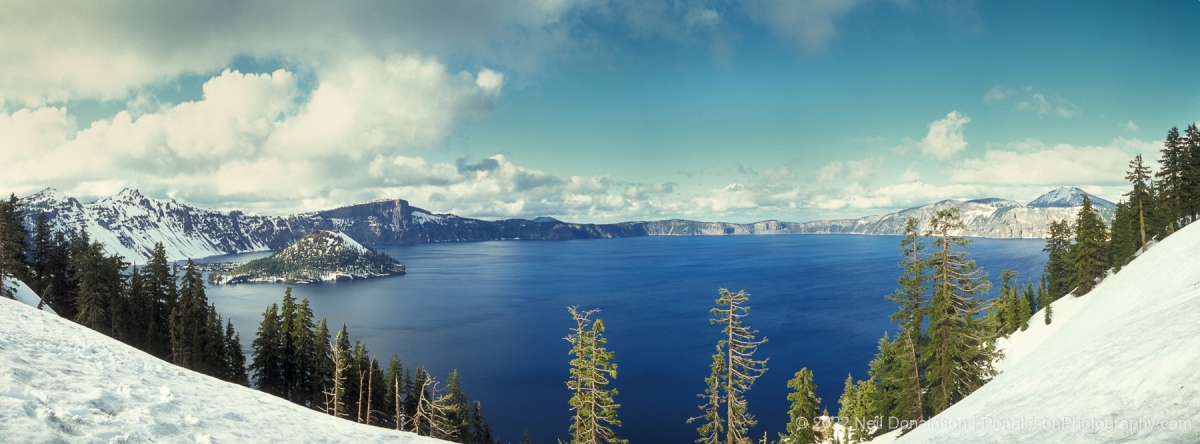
[1,0,1197,223]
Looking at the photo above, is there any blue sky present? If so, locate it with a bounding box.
[1,1,1196,222]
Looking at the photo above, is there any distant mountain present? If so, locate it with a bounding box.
[19,188,641,261]
[209,230,404,285]
[18,188,1114,261]
[1027,186,1116,208]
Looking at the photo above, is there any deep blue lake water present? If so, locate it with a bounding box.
[199,234,1047,443]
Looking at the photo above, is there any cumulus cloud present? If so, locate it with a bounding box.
[985,85,1079,118]
[951,138,1160,186]
[899,111,971,160]
[0,59,508,212]
[0,1,566,105]
[814,157,884,183]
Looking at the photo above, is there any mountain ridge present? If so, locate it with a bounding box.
[18,188,1113,261]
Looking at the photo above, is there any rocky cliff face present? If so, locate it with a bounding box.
[19,188,1112,262]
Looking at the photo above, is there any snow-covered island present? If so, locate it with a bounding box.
[208,230,405,285]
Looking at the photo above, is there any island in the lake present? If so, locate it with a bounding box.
[208,230,406,285]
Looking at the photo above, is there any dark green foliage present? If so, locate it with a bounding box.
[1040,280,1053,325]
[521,430,532,444]
[0,194,30,283]
[923,208,995,415]
[1108,200,1138,271]
[251,302,287,397]
[1068,195,1109,296]
[1157,127,1186,234]
[690,289,767,444]
[882,217,928,424]
[224,319,249,385]
[1125,154,1153,251]
[780,367,820,444]
[1043,220,1072,299]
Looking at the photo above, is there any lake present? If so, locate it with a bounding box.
[199,234,1048,443]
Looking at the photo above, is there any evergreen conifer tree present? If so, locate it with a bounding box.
[883,217,927,423]
[225,319,249,385]
[690,289,767,444]
[567,306,625,444]
[1043,220,1073,299]
[1157,127,1186,233]
[922,208,996,415]
[0,194,30,282]
[1068,195,1109,295]
[1125,154,1153,251]
[251,302,287,397]
[779,367,820,444]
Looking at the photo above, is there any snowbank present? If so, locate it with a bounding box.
[4,276,57,316]
[897,222,1200,442]
[0,297,448,444]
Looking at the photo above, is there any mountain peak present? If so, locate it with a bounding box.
[1028,187,1116,208]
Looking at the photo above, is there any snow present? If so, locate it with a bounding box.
[1027,186,1116,208]
[896,221,1200,442]
[328,230,368,253]
[0,296,448,444]
[4,276,57,316]
[409,211,446,226]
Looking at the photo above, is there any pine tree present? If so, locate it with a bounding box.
[290,297,318,407]
[837,375,861,443]
[690,289,768,444]
[883,217,927,423]
[1157,127,1186,233]
[1125,154,1153,251]
[1068,195,1109,296]
[1182,123,1200,222]
[142,243,177,359]
[1108,200,1137,271]
[386,354,405,430]
[779,367,820,444]
[997,269,1018,336]
[0,194,30,282]
[1043,220,1073,299]
[1040,280,1053,325]
[922,207,996,415]
[312,317,334,410]
[520,430,532,444]
[225,319,249,385]
[567,307,625,444]
[443,369,470,440]
[1018,280,1033,331]
[251,302,287,397]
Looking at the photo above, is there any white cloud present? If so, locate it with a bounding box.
[985,85,1079,118]
[0,1,568,106]
[900,111,971,160]
[1123,120,1140,132]
[951,138,1160,186]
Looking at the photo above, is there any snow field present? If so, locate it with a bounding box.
[0,290,447,444]
[896,221,1200,442]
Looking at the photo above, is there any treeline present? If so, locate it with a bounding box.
[248,287,500,443]
[0,201,247,385]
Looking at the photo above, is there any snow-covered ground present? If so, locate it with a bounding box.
[896,221,1200,442]
[0,287,447,444]
[4,276,57,316]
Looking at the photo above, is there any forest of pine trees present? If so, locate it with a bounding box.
[247,287,500,443]
[0,196,247,385]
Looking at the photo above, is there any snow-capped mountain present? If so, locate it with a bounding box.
[893,213,1200,442]
[209,230,405,285]
[19,188,639,261]
[18,188,1114,262]
[627,198,1112,239]
[0,286,447,444]
[1026,186,1117,208]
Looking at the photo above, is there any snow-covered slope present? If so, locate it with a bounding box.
[1027,186,1117,208]
[897,221,1200,442]
[3,276,57,315]
[0,296,448,444]
[210,230,405,284]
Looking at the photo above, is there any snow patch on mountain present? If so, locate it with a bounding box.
[0,296,447,444]
[1027,186,1116,208]
[897,221,1200,442]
